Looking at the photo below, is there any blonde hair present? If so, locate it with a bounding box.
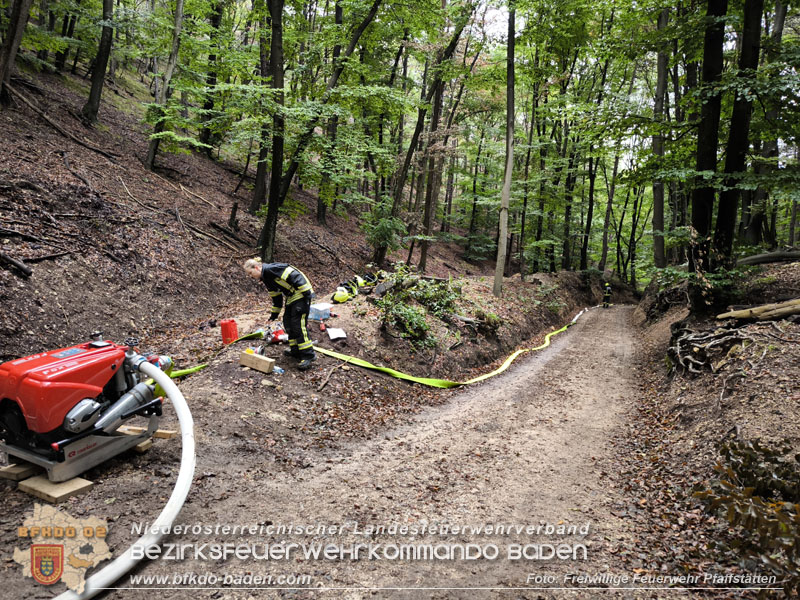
[243,258,262,271]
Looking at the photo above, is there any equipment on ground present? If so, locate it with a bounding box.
[0,335,173,482]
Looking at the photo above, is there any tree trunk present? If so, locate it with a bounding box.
[580,154,596,270]
[198,0,224,153]
[250,10,271,214]
[274,0,383,206]
[36,0,54,63]
[260,0,383,261]
[495,4,518,292]
[520,90,536,276]
[689,0,727,280]
[81,0,114,123]
[418,79,444,273]
[257,0,284,261]
[745,0,787,245]
[0,0,35,105]
[652,7,669,268]
[144,0,185,169]
[598,153,620,272]
[465,128,485,257]
[388,5,474,219]
[628,186,646,291]
[441,142,456,232]
[317,1,342,226]
[713,0,764,265]
[561,145,577,271]
[54,11,78,72]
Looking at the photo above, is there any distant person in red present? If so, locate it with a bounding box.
[244,258,316,370]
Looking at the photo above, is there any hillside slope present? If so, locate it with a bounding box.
[0,68,497,363]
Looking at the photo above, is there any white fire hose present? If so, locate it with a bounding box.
[55,360,196,600]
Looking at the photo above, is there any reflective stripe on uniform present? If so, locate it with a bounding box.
[280,266,295,280]
[292,267,313,295]
[298,314,311,350]
[287,291,304,304]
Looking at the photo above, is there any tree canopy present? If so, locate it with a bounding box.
[1,0,798,297]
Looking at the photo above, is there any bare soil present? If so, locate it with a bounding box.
[2,306,642,600]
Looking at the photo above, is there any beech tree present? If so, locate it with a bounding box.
[81,0,113,123]
[493,0,513,297]
[0,0,795,293]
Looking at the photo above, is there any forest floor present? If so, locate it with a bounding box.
[1,68,799,599]
[82,305,642,600]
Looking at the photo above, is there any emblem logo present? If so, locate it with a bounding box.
[31,544,64,585]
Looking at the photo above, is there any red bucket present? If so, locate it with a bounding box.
[220,319,238,344]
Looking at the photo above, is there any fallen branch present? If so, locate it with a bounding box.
[25,250,74,263]
[209,221,249,245]
[10,75,46,95]
[118,176,159,212]
[61,152,94,190]
[0,251,32,277]
[151,171,180,191]
[182,222,238,252]
[0,227,48,243]
[306,232,348,268]
[6,84,118,162]
[449,314,483,326]
[758,305,800,321]
[317,358,352,392]
[180,184,216,208]
[174,205,194,247]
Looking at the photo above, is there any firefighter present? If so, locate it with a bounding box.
[603,282,612,308]
[244,259,316,370]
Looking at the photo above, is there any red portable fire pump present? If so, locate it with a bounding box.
[0,334,172,482]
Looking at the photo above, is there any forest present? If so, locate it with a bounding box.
[1,0,797,299]
[3,1,800,597]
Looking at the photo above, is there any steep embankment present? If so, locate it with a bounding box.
[0,68,478,363]
[619,261,800,593]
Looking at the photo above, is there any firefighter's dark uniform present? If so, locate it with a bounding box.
[603,283,612,308]
[260,263,315,362]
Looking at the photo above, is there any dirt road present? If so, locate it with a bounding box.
[115,305,638,599]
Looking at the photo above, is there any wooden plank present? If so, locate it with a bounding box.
[118,425,178,439]
[134,439,153,453]
[0,461,42,481]
[18,476,93,503]
[239,351,275,374]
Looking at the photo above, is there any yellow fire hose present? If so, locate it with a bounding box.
[172,308,592,389]
[315,313,583,388]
